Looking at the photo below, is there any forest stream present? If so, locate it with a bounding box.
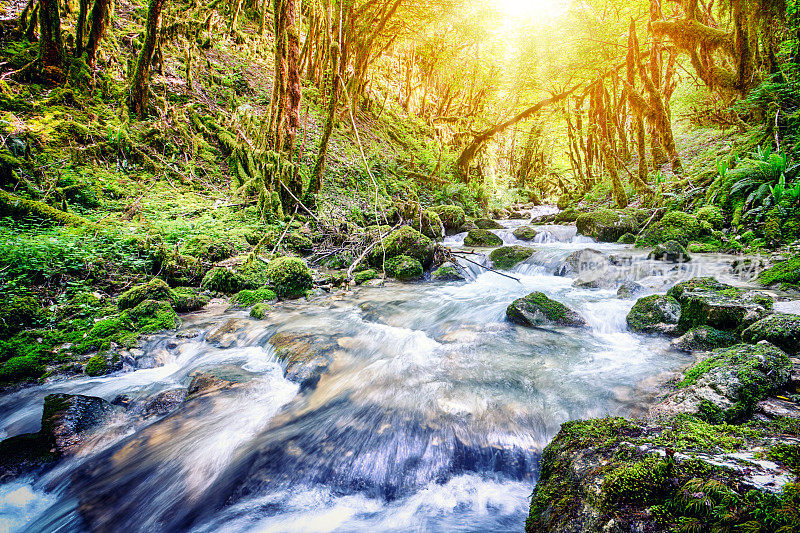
[0,211,780,532]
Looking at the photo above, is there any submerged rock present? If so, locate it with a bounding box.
[742,313,800,355]
[506,292,587,328]
[667,277,773,333]
[557,248,609,277]
[142,389,188,417]
[463,229,503,247]
[187,371,239,398]
[268,332,338,391]
[652,342,791,422]
[512,226,538,241]
[626,294,681,335]
[648,240,691,263]
[489,245,534,269]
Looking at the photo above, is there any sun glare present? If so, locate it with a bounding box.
[495,0,571,20]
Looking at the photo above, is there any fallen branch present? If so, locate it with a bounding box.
[449,250,521,283]
[346,223,400,279]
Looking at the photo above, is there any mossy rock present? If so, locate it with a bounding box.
[353,269,378,285]
[742,313,800,355]
[463,229,503,247]
[553,208,580,223]
[670,325,739,353]
[696,205,724,230]
[0,295,43,337]
[474,218,503,229]
[369,226,434,267]
[667,277,773,333]
[431,205,466,233]
[230,288,277,308]
[0,355,46,383]
[180,235,236,262]
[161,254,207,287]
[431,262,465,282]
[507,292,587,327]
[84,354,110,377]
[384,255,423,281]
[661,343,791,422]
[617,232,636,244]
[648,240,691,263]
[512,226,538,241]
[265,256,313,298]
[640,211,706,247]
[575,209,637,242]
[170,287,210,312]
[200,267,251,294]
[758,256,800,286]
[490,245,534,269]
[249,303,273,319]
[127,300,179,333]
[118,278,174,310]
[411,209,444,239]
[626,294,681,335]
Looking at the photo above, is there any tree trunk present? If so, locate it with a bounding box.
[85,0,110,66]
[128,0,165,118]
[38,0,65,75]
[309,2,339,195]
[75,0,89,55]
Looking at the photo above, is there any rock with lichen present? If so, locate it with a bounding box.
[507,292,587,327]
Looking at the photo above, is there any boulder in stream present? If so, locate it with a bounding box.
[616,280,647,299]
[575,209,637,242]
[512,226,538,241]
[369,226,434,267]
[626,294,681,335]
[431,262,465,281]
[489,246,534,269]
[507,292,587,328]
[268,332,338,391]
[651,342,791,423]
[463,229,503,247]
[385,255,423,281]
[667,277,773,333]
[648,240,691,263]
[557,249,609,277]
[430,205,465,235]
[474,218,504,229]
[670,325,739,352]
[742,313,800,355]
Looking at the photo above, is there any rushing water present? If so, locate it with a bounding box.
[0,212,763,532]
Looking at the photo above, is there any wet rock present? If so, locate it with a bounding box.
[142,389,188,417]
[463,229,503,247]
[742,313,800,355]
[512,226,538,241]
[756,398,800,419]
[651,342,791,422]
[187,371,239,398]
[430,205,466,235]
[557,248,610,277]
[431,262,466,281]
[459,220,478,232]
[616,281,646,299]
[249,302,273,319]
[385,255,423,281]
[667,277,773,333]
[507,292,587,328]
[268,332,338,391]
[575,209,637,242]
[205,318,247,348]
[626,294,681,335]
[411,209,445,239]
[616,232,636,244]
[648,240,691,263]
[670,326,739,352]
[489,245,534,269]
[474,218,504,229]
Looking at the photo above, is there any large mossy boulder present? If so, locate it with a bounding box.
[696,205,724,230]
[160,253,207,287]
[200,267,252,294]
[640,211,707,247]
[652,343,791,422]
[118,278,174,310]
[648,240,691,263]
[370,225,434,267]
[431,205,466,233]
[265,257,314,298]
[758,255,800,287]
[474,218,504,229]
[490,245,534,269]
[575,209,637,242]
[667,277,773,333]
[463,229,503,247]
[626,294,681,335]
[0,294,42,337]
[127,299,180,333]
[411,209,444,239]
[742,313,800,355]
[170,287,210,312]
[230,288,277,308]
[385,255,423,280]
[512,226,538,241]
[507,292,587,327]
[670,325,739,353]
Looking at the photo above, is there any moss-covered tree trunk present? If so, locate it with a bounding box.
[75,0,90,55]
[37,0,65,75]
[309,1,339,195]
[85,0,110,66]
[128,0,166,119]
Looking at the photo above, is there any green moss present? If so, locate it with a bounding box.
[353,269,378,284]
[758,256,800,286]
[474,218,503,229]
[507,291,586,327]
[626,295,680,333]
[411,209,444,238]
[742,313,800,354]
[0,294,43,338]
[384,255,423,280]
[463,229,503,247]
[230,288,277,307]
[265,256,313,298]
[489,245,534,269]
[603,455,669,506]
[249,303,273,319]
[430,205,466,231]
[647,415,758,452]
[170,287,210,312]
[576,209,637,242]
[117,278,173,310]
[0,355,46,382]
[161,254,206,287]
[431,264,463,281]
[201,267,250,294]
[370,226,434,266]
[84,354,110,377]
[766,443,800,475]
[127,300,179,333]
[696,205,724,230]
[617,232,636,244]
